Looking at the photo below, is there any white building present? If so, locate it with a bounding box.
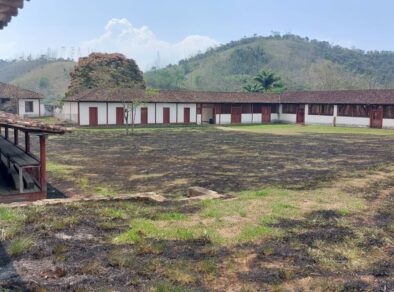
[0,82,44,118]
[61,89,394,129]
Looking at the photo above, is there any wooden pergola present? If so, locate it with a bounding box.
[0,0,28,30]
[0,111,68,203]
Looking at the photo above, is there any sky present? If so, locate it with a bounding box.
[1,0,394,70]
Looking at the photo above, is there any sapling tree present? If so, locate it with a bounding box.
[123,99,146,136]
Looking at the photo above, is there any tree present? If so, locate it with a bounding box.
[39,76,50,89]
[243,83,263,92]
[242,70,285,93]
[66,53,145,97]
[253,70,284,92]
[123,99,146,136]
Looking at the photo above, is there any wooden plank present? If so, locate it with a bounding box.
[0,137,39,167]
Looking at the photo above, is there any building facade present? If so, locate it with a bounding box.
[0,82,44,118]
[62,89,394,129]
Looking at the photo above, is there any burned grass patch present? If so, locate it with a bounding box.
[44,128,394,197]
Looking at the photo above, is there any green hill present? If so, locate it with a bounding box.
[0,59,75,104]
[145,34,394,91]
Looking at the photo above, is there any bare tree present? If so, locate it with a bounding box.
[123,99,146,136]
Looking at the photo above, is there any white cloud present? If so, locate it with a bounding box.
[80,18,219,70]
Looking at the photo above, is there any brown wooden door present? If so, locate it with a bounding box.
[116,107,124,125]
[141,107,148,125]
[296,106,305,124]
[370,109,383,129]
[89,107,98,126]
[184,107,190,124]
[163,108,170,124]
[262,106,271,123]
[231,107,242,124]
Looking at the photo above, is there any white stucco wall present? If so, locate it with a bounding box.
[305,114,335,126]
[156,103,177,123]
[220,114,232,125]
[336,116,370,128]
[241,114,252,124]
[252,114,262,123]
[271,113,280,122]
[18,99,40,117]
[383,119,394,128]
[79,102,107,126]
[197,114,202,125]
[107,103,122,124]
[280,114,297,123]
[61,102,79,123]
[177,103,197,123]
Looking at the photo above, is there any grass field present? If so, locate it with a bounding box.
[1,126,393,290]
[224,124,394,135]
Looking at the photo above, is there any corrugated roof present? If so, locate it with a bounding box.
[0,0,28,30]
[64,88,394,105]
[0,82,43,99]
[0,111,68,134]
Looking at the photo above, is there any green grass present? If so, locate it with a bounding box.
[0,207,17,221]
[7,237,34,257]
[226,124,394,136]
[32,116,60,125]
[158,212,188,221]
[113,219,198,244]
[76,124,207,133]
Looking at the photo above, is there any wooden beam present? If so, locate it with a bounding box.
[39,134,47,194]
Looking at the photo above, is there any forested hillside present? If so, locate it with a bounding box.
[145,34,394,92]
[2,34,394,102]
[0,58,75,104]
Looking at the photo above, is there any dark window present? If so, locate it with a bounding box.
[242,104,252,114]
[308,104,334,116]
[384,105,394,119]
[282,104,297,114]
[0,98,10,104]
[221,104,231,114]
[271,104,279,114]
[338,105,369,117]
[214,104,221,114]
[25,101,34,113]
[197,104,202,115]
[252,104,262,113]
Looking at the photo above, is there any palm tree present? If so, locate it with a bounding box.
[253,70,284,92]
[243,83,263,92]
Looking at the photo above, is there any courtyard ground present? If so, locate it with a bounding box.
[0,125,393,291]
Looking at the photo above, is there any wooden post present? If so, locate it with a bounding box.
[25,131,30,153]
[14,129,18,145]
[39,135,47,194]
[5,126,8,140]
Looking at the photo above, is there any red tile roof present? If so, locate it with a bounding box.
[0,111,68,134]
[64,88,280,104]
[64,88,394,105]
[280,90,394,105]
[0,82,43,99]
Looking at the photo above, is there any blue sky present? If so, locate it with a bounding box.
[1,0,394,69]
